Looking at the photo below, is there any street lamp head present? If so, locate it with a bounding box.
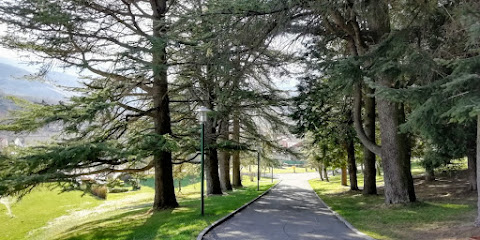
[195,106,211,123]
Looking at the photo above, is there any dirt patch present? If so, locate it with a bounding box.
[399,170,479,240]
[414,170,476,203]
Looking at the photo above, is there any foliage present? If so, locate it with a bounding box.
[0,0,292,201]
[292,76,355,169]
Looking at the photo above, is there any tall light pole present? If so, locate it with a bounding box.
[196,106,210,216]
[257,145,262,191]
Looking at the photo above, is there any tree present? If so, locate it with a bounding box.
[288,0,419,203]
[169,0,295,194]
[292,76,357,189]
[0,0,212,209]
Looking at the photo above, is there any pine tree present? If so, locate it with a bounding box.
[0,0,203,209]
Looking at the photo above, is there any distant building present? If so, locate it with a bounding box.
[273,136,305,166]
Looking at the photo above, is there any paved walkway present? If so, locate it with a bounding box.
[203,172,372,240]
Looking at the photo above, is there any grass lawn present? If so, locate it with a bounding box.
[1,175,275,240]
[309,164,476,240]
[55,177,276,240]
[0,187,103,240]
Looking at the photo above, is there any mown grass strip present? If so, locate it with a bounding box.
[309,174,474,240]
[56,179,276,240]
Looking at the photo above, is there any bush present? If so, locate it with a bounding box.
[109,188,129,193]
[127,179,141,191]
[91,185,107,199]
[106,178,124,188]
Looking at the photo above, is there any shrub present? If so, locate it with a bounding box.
[127,179,141,191]
[91,185,107,199]
[106,178,124,188]
[109,188,129,193]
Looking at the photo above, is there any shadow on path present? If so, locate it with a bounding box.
[203,172,371,240]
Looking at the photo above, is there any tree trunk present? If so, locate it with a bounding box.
[318,166,324,181]
[205,146,222,195]
[467,122,478,191]
[151,0,178,210]
[205,117,222,195]
[425,165,435,181]
[178,180,181,193]
[332,169,335,176]
[231,116,242,187]
[218,120,232,191]
[468,145,477,191]
[347,139,359,190]
[399,104,416,200]
[474,115,480,226]
[363,87,377,195]
[341,166,348,186]
[249,165,254,182]
[377,79,416,204]
[324,166,329,182]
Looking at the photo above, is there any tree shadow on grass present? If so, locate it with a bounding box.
[59,185,270,240]
[314,185,474,240]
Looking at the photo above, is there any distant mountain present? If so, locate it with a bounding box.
[0,62,82,103]
[0,62,82,118]
[0,62,81,141]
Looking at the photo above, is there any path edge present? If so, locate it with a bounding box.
[311,187,376,240]
[196,180,282,240]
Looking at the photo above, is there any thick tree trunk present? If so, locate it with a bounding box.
[341,166,348,186]
[468,146,477,191]
[425,165,435,181]
[231,116,242,187]
[467,122,478,191]
[219,151,232,191]
[377,78,416,204]
[347,140,359,190]
[218,120,232,191]
[150,0,178,210]
[205,117,222,195]
[399,105,416,200]
[474,115,480,226]
[363,87,377,195]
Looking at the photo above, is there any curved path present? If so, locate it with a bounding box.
[203,172,372,240]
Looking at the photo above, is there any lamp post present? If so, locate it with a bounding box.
[196,106,210,216]
[257,145,262,191]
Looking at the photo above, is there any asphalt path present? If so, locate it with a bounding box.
[202,172,372,240]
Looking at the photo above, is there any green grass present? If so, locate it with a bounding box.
[55,177,276,240]
[0,175,273,240]
[0,187,103,240]
[309,175,474,240]
[410,159,425,176]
